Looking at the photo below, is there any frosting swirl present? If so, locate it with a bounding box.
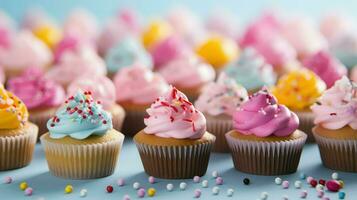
[233,89,299,137]
[68,75,116,109]
[159,56,215,88]
[272,69,326,110]
[8,67,65,109]
[114,64,169,104]
[303,51,347,88]
[144,87,206,139]
[311,77,357,130]
[105,37,153,73]
[223,48,276,90]
[47,91,112,139]
[0,84,28,129]
[195,73,248,116]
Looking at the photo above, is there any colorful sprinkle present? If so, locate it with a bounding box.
[260,192,269,200]
[117,178,125,186]
[282,181,289,189]
[319,179,326,186]
[65,185,73,194]
[215,177,223,185]
[133,182,140,190]
[227,188,234,197]
[322,197,330,200]
[123,194,131,200]
[300,190,308,198]
[137,188,145,198]
[166,183,174,191]
[326,180,340,192]
[282,195,289,200]
[338,191,346,199]
[193,176,200,183]
[80,189,87,197]
[294,180,302,189]
[194,189,201,198]
[3,176,12,184]
[148,176,155,184]
[212,171,219,178]
[147,188,156,197]
[202,180,208,188]
[332,172,339,180]
[19,182,28,191]
[106,185,113,193]
[243,178,250,185]
[307,176,314,184]
[212,186,220,195]
[310,179,318,188]
[275,177,282,185]
[316,184,324,191]
[317,190,324,198]
[24,187,33,196]
[179,182,187,190]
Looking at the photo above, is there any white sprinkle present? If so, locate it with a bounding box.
[80,189,87,197]
[212,171,219,178]
[166,183,174,191]
[227,188,234,197]
[332,172,339,180]
[179,182,187,190]
[212,186,220,195]
[202,180,208,188]
[133,182,140,190]
[294,181,302,189]
[260,192,269,200]
[275,177,282,185]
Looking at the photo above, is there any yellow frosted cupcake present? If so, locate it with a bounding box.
[40,91,124,179]
[141,20,172,50]
[272,69,326,141]
[0,84,38,170]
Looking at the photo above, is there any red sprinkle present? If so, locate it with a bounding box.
[330,113,337,116]
[66,107,71,111]
[103,120,107,124]
[161,102,170,107]
[106,185,113,193]
[170,116,174,122]
[170,105,178,112]
[87,91,92,95]
[77,110,83,114]
[89,111,94,115]
[79,100,84,103]
[50,123,55,127]
[171,88,178,99]
[97,101,101,104]
[192,123,196,132]
[64,100,68,104]
[183,119,192,122]
[310,179,318,188]
[181,105,187,110]
[56,118,60,123]
[82,115,87,119]
[319,179,326,186]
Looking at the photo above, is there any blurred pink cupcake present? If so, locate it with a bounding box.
[350,66,357,82]
[159,56,215,101]
[0,11,15,31]
[7,67,65,136]
[281,18,327,59]
[0,66,4,84]
[320,14,352,43]
[46,45,106,88]
[67,75,126,131]
[21,8,53,31]
[114,64,169,136]
[303,50,347,88]
[206,10,240,39]
[0,31,52,79]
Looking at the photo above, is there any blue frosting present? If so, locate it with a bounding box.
[223,48,277,90]
[105,37,153,73]
[47,91,113,140]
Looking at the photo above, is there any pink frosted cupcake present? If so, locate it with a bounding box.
[114,64,169,136]
[7,67,65,137]
[351,66,357,82]
[159,56,215,101]
[0,31,52,79]
[67,75,126,132]
[195,73,248,152]
[0,66,4,84]
[226,88,307,175]
[303,50,347,88]
[46,45,106,89]
[206,10,240,39]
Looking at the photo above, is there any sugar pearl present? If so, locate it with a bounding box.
[180,182,187,190]
[147,188,156,197]
[338,191,345,199]
[123,194,131,200]
[332,172,339,180]
[260,192,269,200]
[3,176,12,184]
[80,189,87,197]
[148,176,155,184]
[300,173,306,180]
[317,190,324,198]
[202,180,208,188]
[166,183,174,191]
[215,177,223,185]
[227,188,234,197]
[133,182,140,190]
[25,187,33,196]
[193,176,200,183]
[65,185,73,194]
[326,180,340,192]
[295,181,302,189]
[137,188,145,198]
[307,176,314,184]
[194,189,201,198]
[300,190,308,198]
[322,197,330,200]
[212,171,219,178]
[117,178,125,186]
[316,184,324,191]
[212,186,220,195]
[19,182,28,191]
[275,177,282,185]
[282,181,289,189]
[282,195,289,200]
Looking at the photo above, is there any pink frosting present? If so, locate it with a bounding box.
[351,66,357,83]
[53,35,80,63]
[21,8,53,31]
[303,51,347,88]
[67,75,116,109]
[159,56,215,88]
[233,88,299,137]
[46,46,106,87]
[195,73,248,116]
[0,11,14,32]
[206,10,240,39]
[151,35,191,68]
[0,31,52,70]
[0,26,11,49]
[114,64,169,104]
[0,66,4,84]
[7,67,65,109]
[116,8,141,35]
[320,14,352,42]
[144,87,206,139]
[311,76,357,130]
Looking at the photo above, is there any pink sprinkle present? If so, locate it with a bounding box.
[123,194,131,200]
[215,177,223,185]
[193,176,200,183]
[322,197,330,200]
[25,187,33,196]
[148,176,155,184]
[300,190,308,198]
[137,188,145,198]
[317,190,324,198]
[117,178,125,186]
[282,180,289,189]
[194,189,202,198]
[307,176,314,184]
[3,176,12,184]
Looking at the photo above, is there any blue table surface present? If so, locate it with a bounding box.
[0,138,356,200]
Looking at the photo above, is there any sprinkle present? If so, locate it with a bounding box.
[326,180,341,192]
[166,183,174,191]
[170,105,178,112]
[194,189,202,198]
[24,187,33,196]
[212,186,220,195]
[339,180,344,188]
[260,192,269,200]
[282,181,289,189]
[319,179,326,186]
[106,185,113,193]
[275,177,282,185]
[170,116,174,122]
[243,178,250,185]
[65,185,73,194]
[282,195,289,200]
[338,191,345,199]
[123,194,131,200]
[330,113,337,116]
[148,176,155,184]
[310,179,318,188]
[161,102,170,107]
[307,176,314,184]
[201,180,208,188]
[80,189,87,197]
[226,188,234,197]
[300,173,306,180]
[179,182,187,190]
[117,178,125,186]
[147,188,156,197]
[19,182,28,191]
[215,177,223,185]
[97,101,101,104]
[171,88,177,99]
[3,176,12,184]
[294,180,302,189]
[332,172,339,180]
[322,197,330,200]
[212,171,219,178]
[193,176,200,183]
[133,182,140,190]
[317,190,324,198]
[103,120,107,124]
[300,190,308,198]
[137,188,145,198]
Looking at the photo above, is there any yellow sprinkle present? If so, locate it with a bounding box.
[339,180,344,188]
[65,185,73,194]
[147,188,156,197]
[19,182,28,191]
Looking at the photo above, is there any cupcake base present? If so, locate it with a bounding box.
[29,107,58,139]
[177,85,203,102]
[294,109,315,142]
[313,126,357,172]
[40,129,125,179]
[226,130,307,175]
[134,130,216,179]
[108,104,126,132]
[0,123,38,171]
[205,114,232,152]
[120,101,149,137]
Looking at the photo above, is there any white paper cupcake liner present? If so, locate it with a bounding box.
[40,132,124,179]
[226,131,307,175]
[0,123,38,170]
[205,115,232,152]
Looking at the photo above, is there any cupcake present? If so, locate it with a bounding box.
[195,73,248,152]
[67,75,125,131]
[53,35,81,63]
[272,69,326,142]
[141,20,172,50]
[159,56,215,101]
[311,76,357,172]
[33,23,62,50]
[7,67,65,136]
[302,50,347,88]
[223,48,277,94]
[40,91,125,179]
[114,64,169,136]
[205,10,240,39]
[196,36,239,71]
[226,88,307,175]
[0,31,52,79]
[105,37,153,78]
[46,45,106,89]
[0,84,38,170]
[0,66,4,84]
[134,87,216,179]
[351,66,357,82]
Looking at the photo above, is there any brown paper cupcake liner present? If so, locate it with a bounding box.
[40,133,124,179]
[29,108,57,139]
[313,131,357,172]
[226,131,307,175]
[205,114,232,152]
[295,110,315,143]
[122,109,146,137]
[0,123,38,171]
[108,104,126,132]
[135,140,215,179]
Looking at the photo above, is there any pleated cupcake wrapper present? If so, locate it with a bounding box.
[226,132,307,175]
[135,141,215,179]
[109,107,125,132]
[295,110,315,143]
[40,135,124,179]
[122,109,146,137]
[205,115,232,153]
[29,109,57,140]
[0,126,38,171]
[313,131,357,172]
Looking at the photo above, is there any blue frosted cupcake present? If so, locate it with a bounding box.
[40,91,125,179]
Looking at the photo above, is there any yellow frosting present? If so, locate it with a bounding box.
[272,69,326,110]
[141,20,172,49]
[33,24,62,49]
[196,36,239,69]
[0,85,28,130]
